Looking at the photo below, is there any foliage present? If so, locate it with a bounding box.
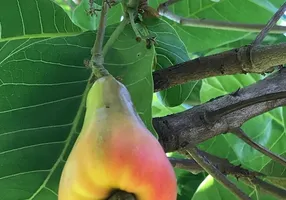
[0,0,285,199]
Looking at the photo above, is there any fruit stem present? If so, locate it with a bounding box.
[91,0,110,79]
[127,8,142,41]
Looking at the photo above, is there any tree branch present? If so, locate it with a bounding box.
[90,0,110,78]
[169,157,202,174]
[186,147,251,200]
[170,152,286,199]
[154,68,286,152]
[230,128,286,168]
[157,0,286,34]
[92,1,109,59]
[252,2,286,46]
[170,154,263,178]
[153,43,286,92]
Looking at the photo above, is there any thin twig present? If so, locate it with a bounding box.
[252,2,286,46]
[198,150,264,178]
[90,0,110,78]
[169,157,203,174]
[170,156,286,199]
[169,156,263,178]
[92,1,109,59]
[187,147,251,200]
[231,128,286,168]
[246,177,286,199]
[157,0,286,34]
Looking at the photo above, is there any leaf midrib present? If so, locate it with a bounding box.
[0,32,81,43]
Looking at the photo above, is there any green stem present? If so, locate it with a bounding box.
[102,18,129,56]
[127,8,142,41]
[91,63,110,79]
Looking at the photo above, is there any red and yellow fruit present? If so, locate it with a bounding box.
[58,75,177,200]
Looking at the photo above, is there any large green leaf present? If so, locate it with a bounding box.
[143,18,198,107]
[0,30,155,199]
[0,0,155,199]
[0,0,82,39]
[149,0,284,53]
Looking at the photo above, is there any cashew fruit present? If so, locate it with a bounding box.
[58,75,177,200]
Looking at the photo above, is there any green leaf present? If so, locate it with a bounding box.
[192,176,239,200]
[249,0,278,13]
[0,34,91,200]
[71,0,123,30]
[0,2,84,198]
[149,0,283,53]
[192,175,278,200]
[105,4,123,26]
[0,1,155,199]
[184,80,202,106]
[53,0,76,16]
[177,171,206,200]
[144,18,198,107]
[152,94,189,118]
[0,26,155,199]
[0,0,81,39]
[203,33,286,56]
[71,0,101,30]
[267,176,286,190]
